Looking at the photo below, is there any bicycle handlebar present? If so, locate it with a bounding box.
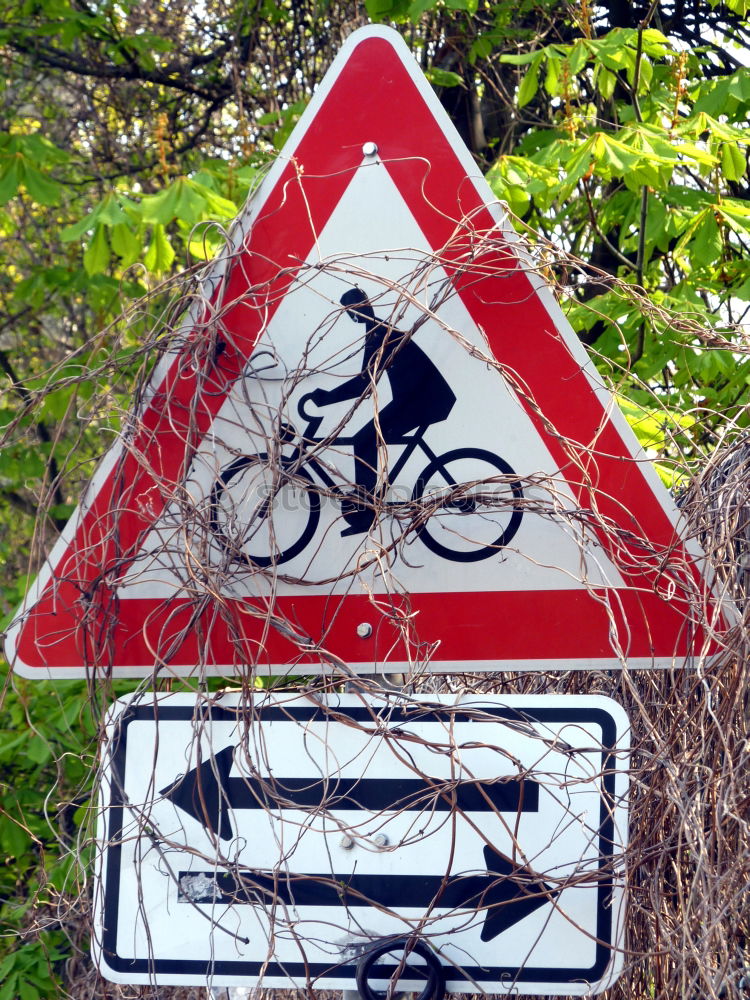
[298,392,324,438]
[298,392,319,420]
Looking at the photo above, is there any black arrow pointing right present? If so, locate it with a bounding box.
[178,844,558,941]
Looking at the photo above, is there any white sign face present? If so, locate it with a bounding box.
[93,693,629,994]
[118,162,624,605]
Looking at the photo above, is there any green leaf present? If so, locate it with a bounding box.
[425,67,464,88]
[499,50,545,67]
[187,226,223,261]
[0,818,31,857]
[20,164,61,205]
[720,141,746,181]
[544,55,560,96]
[518,53,543,108]
[144,223,175,273]
[0,954,15,982]
[196,183,238,221]
[694,67,750,115]
[26,733,52,765]
[559,135,597,193]
[83,224,110,275]
[173,178,209,225]
[49,502,75,521]
[672,138,718,168]
[640,28,670,50]
[97,193,132,226]
[595,133,640,173]
[0,972,19,1000]
[653,461,681,488]
[567,40,590,75]
[689,210,723,268]
[139,182,181,225]
[0,159,20,205]
[18,979,39,1000]
[38,384,74,423]
[469,34,494,63]
[62,195,138,242]
[716,200,750,235]
[0,730,28,761]
[486,154,557,214]
[271,100,307,150]
[60,206,102,242]
[110,223,142,266]
[617,395,695,453]
[638,56,653,91]
[596,65,616,101]
[365,0,412,18]
[595,37,635,73]
[503,184,531,215]
[683,112,748,143]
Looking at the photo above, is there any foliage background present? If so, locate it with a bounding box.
[0,1,748,997]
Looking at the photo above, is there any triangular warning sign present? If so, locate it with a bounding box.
[6,26,728,679]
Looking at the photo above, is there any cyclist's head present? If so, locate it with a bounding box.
[340,287,375,325]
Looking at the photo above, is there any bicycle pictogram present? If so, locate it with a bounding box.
[209,289,524,567]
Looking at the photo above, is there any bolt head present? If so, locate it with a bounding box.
[356,622,373,639]
[362,141,378,157]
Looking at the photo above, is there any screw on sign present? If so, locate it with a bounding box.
[92,692,630,995]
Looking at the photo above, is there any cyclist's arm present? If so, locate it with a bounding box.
[320,370,371,404]
[319,333,384,404]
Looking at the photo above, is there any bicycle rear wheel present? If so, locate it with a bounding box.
[209,454,320,568]
[412,447,523,563]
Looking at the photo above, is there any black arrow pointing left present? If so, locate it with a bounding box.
[159,744,539,841]
[177,844,558,941]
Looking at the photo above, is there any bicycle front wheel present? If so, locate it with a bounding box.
[412,448,523,563]
[209,454,320,569]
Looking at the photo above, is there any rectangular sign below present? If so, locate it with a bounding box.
[92,692,630,994]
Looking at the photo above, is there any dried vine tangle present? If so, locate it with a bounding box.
[4,187,749,1000]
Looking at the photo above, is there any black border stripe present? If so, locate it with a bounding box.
[100,702,621,985]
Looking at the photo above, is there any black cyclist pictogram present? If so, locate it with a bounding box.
[309,287,458,536]
[209,288,523,566]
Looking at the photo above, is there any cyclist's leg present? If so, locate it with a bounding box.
[343,422,377,534]
[344,404,416,534]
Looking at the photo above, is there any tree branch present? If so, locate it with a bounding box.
[0,346,67,524]
[8,36,234,103]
